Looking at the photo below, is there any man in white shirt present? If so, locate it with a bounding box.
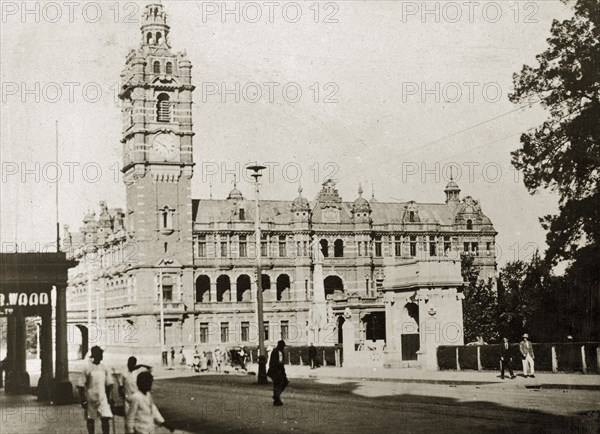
[120,357,151,412]
[126,371,173,434]
[77,346,114,434]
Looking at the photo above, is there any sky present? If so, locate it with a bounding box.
[0,0,574,267]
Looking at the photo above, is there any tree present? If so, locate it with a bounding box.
[509,0,599,342]
[461,254,499,343]
[509,0,600,266]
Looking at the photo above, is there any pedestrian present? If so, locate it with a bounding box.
[126,370,173,434]
[170,347,175,367]
[120,357,152,413]
[161,349,168,367]
[267,340,289,406]
[180,347,186,366]
[213,348,222,372]
[198,352,207,372]
[519,333,535,378]
[308,343,317,369]
[239,347,247,370]
[499,337,515,379]
[77,346,114,434]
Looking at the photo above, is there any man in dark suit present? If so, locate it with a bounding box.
[267,340,289,406]
[500,337,515,379]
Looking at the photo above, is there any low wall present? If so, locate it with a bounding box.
[246,346,343,367]
[437,342,600,373]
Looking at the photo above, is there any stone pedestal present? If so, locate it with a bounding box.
[342,317,355,367]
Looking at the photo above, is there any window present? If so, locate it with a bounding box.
[156,93,171,122]
[296,241,302,257]
[395,237,402,256]
[239,208,245,220]
[264,321,270,341]
[334,239,344,257]
[197,235,206,257]
[357,241,362,257]
[147,33,154,44]
[409,211,415,222]
[166,62,173,75]
[153,61,160,74]
[472,242,479,255]
[281,321,289,341]
[444,236,451,256]
[161,208,173,231]
[374,236,382,257]
[239,235,247,258]
[279,237,287,257]
[162,275,173,302]
[466,219,473,230]
[320,239,329,257]
[195,275,210,303]
[464,242,470,252]
[429,235,436,257]
[261,236,268,257]
[199,323,209,343]
[220,241,228,257]
[364,241,369,256]
[241,322,250,342]
[220,322,229,343]
[486,242,492,255]
[410,236,417,257]
[156,32,163,44]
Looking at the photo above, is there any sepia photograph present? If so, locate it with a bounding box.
[0,0,599,433]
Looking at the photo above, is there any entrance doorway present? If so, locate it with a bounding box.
[363,312,386,341]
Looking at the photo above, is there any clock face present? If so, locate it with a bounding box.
[152,133,179,161]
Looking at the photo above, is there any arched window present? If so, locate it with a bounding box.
[334,239,344,257]
[324,275,344,298]
[216,275,230,302]
[276,274,290,301]
[261,274,271,301]
[147,32,154,44]
[466,219,473,230]
[166,62,173,75]
[195,275,210,303]
[161,275,173,302]
[156,32,163,44]
[320,239,329,258]
[153,61,160,74]
[236,275,251,302]
[156,93,171,123]
[409,211,415,222]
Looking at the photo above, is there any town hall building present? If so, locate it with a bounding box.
[63,1,497,368]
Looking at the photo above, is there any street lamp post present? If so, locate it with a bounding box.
[247,164,268,384]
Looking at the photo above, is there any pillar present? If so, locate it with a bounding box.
[53,284,73,404]
[210,281,217,303]
[5,310,30,394]
[37,308,54,400]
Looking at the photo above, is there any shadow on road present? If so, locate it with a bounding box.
[152,375,599,434]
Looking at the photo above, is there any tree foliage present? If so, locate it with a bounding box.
[509,0,600,265]
[508,0,599,342]
[461,254,499,343]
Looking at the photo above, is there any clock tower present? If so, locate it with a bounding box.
[119,0,195,337]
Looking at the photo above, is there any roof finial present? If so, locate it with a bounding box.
[358,183,363,196]
[450,166,454,181]
[371,183,375,200]
[298,182,303,196]
[209,180,213,200]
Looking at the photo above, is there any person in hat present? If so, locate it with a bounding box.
[267,340,289,406]
[499,337,515,379]
[308,343,317,369]
[77,346,114,434]
[519,333,535,377]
